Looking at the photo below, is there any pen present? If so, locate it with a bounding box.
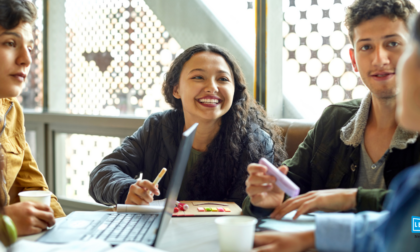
[152,168,167,185]
[148,168,167,195]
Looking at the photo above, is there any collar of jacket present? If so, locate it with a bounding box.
[340,92,418,152]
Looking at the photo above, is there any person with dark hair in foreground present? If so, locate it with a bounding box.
[243,0,420,221]
[252,12,420,252]
[0,0,64,242]
[89,43,287,207]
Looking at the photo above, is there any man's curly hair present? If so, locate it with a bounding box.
[345,0,417,44]
[162,43,287,202]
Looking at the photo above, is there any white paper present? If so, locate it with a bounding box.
[8,239,111,252]
[112,242,168,252]
[8,240,169,252]
[150,199,166,207]
[258,210,316,233]
[116,199,166,213]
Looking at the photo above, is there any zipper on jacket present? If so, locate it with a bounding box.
[1,102,13,206]
[350,164,357,185]
[350,163,357,185]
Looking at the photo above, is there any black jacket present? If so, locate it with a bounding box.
[243,99,420,217]
[89,109,274,207]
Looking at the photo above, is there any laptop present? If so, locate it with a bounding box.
[38,123,198,247]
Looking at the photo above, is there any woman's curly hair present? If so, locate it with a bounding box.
[345,0,417,45]
[162,43,287,201]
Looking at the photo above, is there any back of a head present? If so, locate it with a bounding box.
[396,13,420,132]
[345,0,417,45]
[0,0,37,30]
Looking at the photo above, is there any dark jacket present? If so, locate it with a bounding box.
[89,109,274,207]
[243,99,420,217]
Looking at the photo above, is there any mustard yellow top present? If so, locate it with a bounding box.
[0,97,65,218]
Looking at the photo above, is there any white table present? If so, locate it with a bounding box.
[18,217,220,252]
[157,217,220,251]
[18,214,315,252]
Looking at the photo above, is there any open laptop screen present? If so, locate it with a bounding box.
[153,122,198,247]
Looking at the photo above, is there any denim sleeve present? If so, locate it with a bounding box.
[315,211,389,252]
[352,211,389,252]
[315,213,355,252]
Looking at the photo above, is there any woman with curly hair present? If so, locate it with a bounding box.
[89,43,287,207]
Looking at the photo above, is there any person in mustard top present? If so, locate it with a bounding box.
[0,0,65,238]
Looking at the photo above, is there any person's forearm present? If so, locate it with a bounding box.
[299,230,315,251]
[344,188,358,210]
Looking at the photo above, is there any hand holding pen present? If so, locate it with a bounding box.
[124,168,167,205]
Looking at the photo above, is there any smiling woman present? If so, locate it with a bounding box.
[89,43,287,207]
[172,51,235,128]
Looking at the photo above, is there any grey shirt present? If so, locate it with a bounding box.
[342,93,418,190]
[355,138,387,189]
[177,148,202,200]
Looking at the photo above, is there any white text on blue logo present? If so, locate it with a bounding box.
[411,216,420,233]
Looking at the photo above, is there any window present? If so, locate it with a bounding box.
[55,133,123,203]
[65,0,180,116]
[64,0,255,116]
[281,0,420,120]
[282,0,368,120]
[20,0,44,111]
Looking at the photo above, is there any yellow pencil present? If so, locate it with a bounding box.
[150,168,167,195]
[152,168,167,185]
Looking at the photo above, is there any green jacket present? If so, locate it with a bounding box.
[243,98,420,217]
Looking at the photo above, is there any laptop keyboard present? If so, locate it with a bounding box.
[87,213,158,243]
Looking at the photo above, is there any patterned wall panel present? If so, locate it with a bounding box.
[65,0,183,116]
[64,134,123,202]
[19,0,43,111]
[282,0,369,119]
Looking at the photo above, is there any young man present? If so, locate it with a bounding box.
[0,0,64,236]
[252,11,420,252]
[243,0,419,220]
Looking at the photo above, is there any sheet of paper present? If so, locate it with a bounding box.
[9,240,169,252]
[116,199,166,213]
[150,199,166,206]
[113,242,168,252]
[9,239,111,252]
[258,210,316,233]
